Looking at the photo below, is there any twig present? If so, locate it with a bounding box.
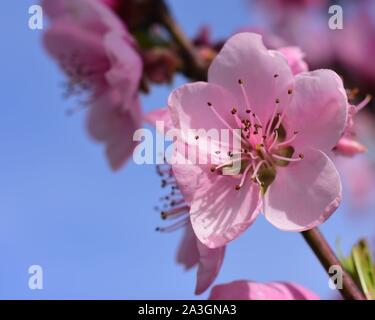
[155,0,208,81]
[302,228,365,300]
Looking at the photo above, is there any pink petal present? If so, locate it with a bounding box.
[190,174,262,248]
[44,20,109,89]
[195,240,225,295]
[287,69,348,153]
[209,280,319,300]
[176,224,225,295]
[43,0,126,36]
[87,90,141,170]
[168,82,238,134]
[104,32,142,109]
[334,137,367,157]
[264,149,342,231]
[176,224,200,270]
[208,32,294,124]
[143,107,173,131]
[172,163,205,203]
[277,46,308,75]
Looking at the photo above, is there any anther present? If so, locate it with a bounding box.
[299,153,304,159]
[207,102,212,107]
[231,108,237,115]
[235,185,241,190]
[210,166,216,173]
[288,89,293,95]
[246,109,251,114]
[275,98,280,104]
[238,79,244,85]
[274,74,279,78]
[195,135,199,140]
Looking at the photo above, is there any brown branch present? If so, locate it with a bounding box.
[302,228,365,300]
[154,0,208,81]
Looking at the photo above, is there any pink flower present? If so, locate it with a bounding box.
[209,280,319,300]
[168,33,347,248]
[43,0,142,170]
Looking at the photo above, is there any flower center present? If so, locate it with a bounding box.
[208,78,304,194]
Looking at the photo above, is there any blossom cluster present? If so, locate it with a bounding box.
[42,0,375,300]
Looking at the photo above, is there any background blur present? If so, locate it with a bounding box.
[0,0,375,299]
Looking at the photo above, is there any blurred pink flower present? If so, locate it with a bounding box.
[209,280,319,300]
[258,0,326,8]
[43,0,143,170]
[254,0,334,68]
[334,9,375,85]
[168,33,347,248]
[337,155,375,210]
[335,111,375,209]
[334,95,371,157]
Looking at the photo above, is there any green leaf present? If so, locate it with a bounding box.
[337,239,375,300]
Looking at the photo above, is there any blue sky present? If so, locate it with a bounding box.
[0,0,374,299]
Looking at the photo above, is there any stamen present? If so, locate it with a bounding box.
[213,160,235,171]
[238,80,254,127]
[356,94,372,111]
[208,103,234,131]
[236,162,254,190]
[275,131,298,148]
[156,217,189,233]
[251,160,266,179]
[272,154,304,162]
[161,205,190,220]
[268,129,279,151]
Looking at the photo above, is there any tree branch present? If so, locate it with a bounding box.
[155,0,208,81]
[302,228,365,300]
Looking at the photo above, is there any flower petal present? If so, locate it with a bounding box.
[43,0,126,36]
[277,46,308,75]
[143,107,174,131]
[195,240,225,295]
[104,32,142,109]
[208,32,294,124]
[190,174,261,248]
[87,90,141,170]
[286,69,348,153]
[168,82,238,134]
[176,224,200,270]
[209,280,319,300]
[264,148,342,231]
